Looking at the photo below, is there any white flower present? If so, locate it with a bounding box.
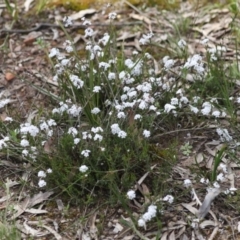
[201,107,211,115]
[46,168,52,174]
[213,182,220,188]
[108,12,117,20]
[20,139,29,147]
[111,123,121,134]
[127,190,136,200]
[216,128,232,142]
[22,149,29,156]
[138,219,146,227]
[163,56,175,69]
[82,132,92,140]
[183,54,204,74]
[20,123,39,137]
[178,39,187,49]
[189,105,199,114]
[220,163,228,173]
[4,117,13,122]
[136,82,152,92]
[200,178,209,184]
[93,86,101,93]
[139,32,154,45]
[164,104,176,113]
[117,130,127,138]
[68,127,78,137]
[40,121,49,131]
[119,71,126,80]
[91,107,101,114]
[63,16,73,27]
[212,110,220,117]
[222,111,227,117]
[149,105,157,111]
[69,74,84,89]
[74,138,80,145]
[47,130,53,137]
[125,59,134,68]
[93,134,103,142]
[49,48,60,58]
[201,102,212,115]
[138,100,148,110]
[99,33,110,46]
[143,130,151,138]
[63,40,73,53]
[184,179,192,188]
[217,173,225,182]
[171,98,178,105]
[47,119,56,127]
[59,102,69,112]
[91,127,103,133]
[67,104,82,117]
[162,195,174,204]
[84,27,94,37]
[38,170,46,178]
[79,165,89,173]
[180,96,188,104]
[38,179,46,188]
[99,62,110,70]
[81,150,91,157]
[61,58,70,66]
[134,114,142,120]
[142,205,157,222]
[108,72,116,80]
[117,112,126,119]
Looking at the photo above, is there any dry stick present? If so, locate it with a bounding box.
[149,126,215,143]
[123,0,144,15]
[0,21,142,34]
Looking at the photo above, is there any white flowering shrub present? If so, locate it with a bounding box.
[0,13,239,232]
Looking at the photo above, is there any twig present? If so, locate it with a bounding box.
[0,21,142,34]
[150,126,215,143]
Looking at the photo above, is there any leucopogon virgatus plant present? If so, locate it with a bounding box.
[0,10,239,230]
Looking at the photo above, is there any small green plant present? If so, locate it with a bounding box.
[180,142,193,156]
[211,145,227,182]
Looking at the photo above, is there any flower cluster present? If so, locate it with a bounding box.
[37,169,52,188]
[138,205,157,228]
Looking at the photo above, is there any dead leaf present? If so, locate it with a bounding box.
[42,224,62,240]
[25,208,48,214]
[70,9,96,20]
[198,188,221,219]
[89,212,98,240]
[24,0,34,12]
[141,183,151,204]
[5,72,15,81]
[44,138,54,153]
[56,199,64,211]
[113,222,123,233]
[28,191,54,208]
[129,13,151,25]
[168,230,175,240]
[12,197,30,219]
[23,221,41,236]
[23,31,42,46]
[181,203,198,215]
[199,220,216,228]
